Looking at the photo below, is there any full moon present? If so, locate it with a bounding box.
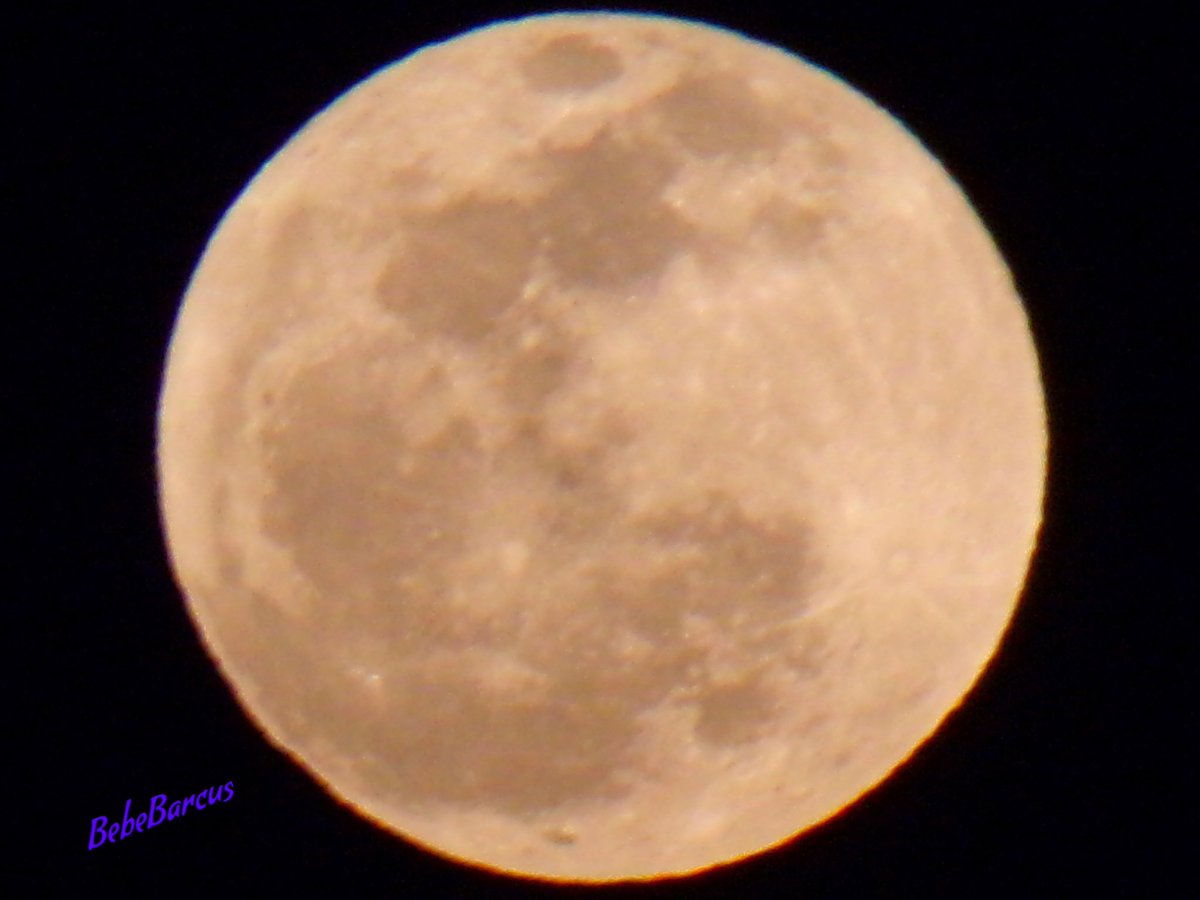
[157,13,1046,883]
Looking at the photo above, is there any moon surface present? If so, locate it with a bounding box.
[157,13,1046,883]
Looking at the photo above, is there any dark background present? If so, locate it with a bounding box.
[14,2,1188,897]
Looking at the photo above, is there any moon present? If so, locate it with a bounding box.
[157,12,1046,883]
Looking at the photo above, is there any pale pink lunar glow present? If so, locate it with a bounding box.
[157,12,1046,883]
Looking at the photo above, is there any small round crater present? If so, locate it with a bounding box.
[520,34,624,92]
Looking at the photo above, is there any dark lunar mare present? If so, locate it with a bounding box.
[227,50,831,819]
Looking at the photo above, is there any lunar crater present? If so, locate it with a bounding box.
[520,34,625,93]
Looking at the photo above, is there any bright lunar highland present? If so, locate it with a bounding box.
[157,12,1046,882]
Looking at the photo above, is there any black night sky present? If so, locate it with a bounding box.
[14,3,1188,897]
